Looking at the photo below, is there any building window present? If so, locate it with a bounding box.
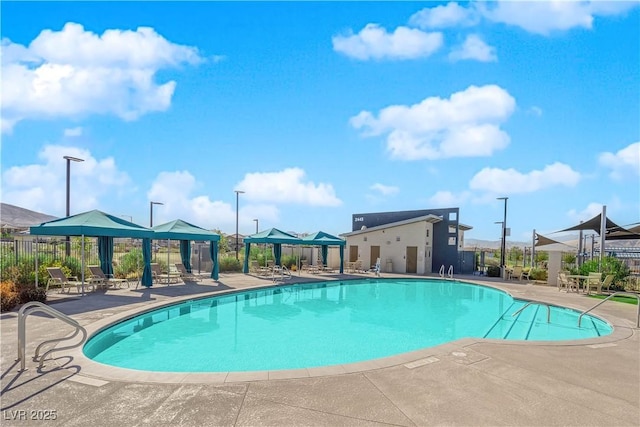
[448,237,456,245]
[448,225,456,234]
[449,212,457,221]
[363,237,367,241]
[426,229,429,238]
[396,236,400,242]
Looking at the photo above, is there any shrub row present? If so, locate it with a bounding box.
[0,281,47,312]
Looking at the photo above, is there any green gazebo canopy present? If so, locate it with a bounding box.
[242,228,302,273]
[151,219,221,279]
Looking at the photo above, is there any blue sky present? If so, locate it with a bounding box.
[1,1,639,243]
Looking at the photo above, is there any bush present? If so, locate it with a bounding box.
[486,265,501,277]
[579,257,630,287]
[0,281,19,312]
[116,249,144,278]
[280,255,299,269]
[219,257,242,272]
[18,285,47,304]
[528,268,547,281]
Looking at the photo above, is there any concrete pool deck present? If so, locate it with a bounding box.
[1,272,638,426]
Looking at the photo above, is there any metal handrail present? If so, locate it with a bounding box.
[448,265,454,279]
[578,292,640,328]
[439,265,445,278]
[512,301,551,323]
[17,301,88,371]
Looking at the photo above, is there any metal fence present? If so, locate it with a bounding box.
[0,237,214,283]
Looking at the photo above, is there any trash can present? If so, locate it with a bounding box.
[386,259,393,273]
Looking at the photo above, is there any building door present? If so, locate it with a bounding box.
[370,246,380,269]
[349,245,358,262]
[406,246,417,273]
[424,246,433,274]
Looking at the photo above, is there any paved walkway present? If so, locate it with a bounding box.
[1,272,638,426]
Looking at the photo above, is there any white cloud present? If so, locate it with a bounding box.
[236,168,342,207]
[449,34,497,62]
[370,183,399,196]
[527,106,543,117]
[428,190,470,207]
[332,23,443,61]
[409,2,480,29]
[469,162,581,194]
[1,22,203,133]
[350,84,515,160]
[64,127,83,137]
[1,145,130,216]
[598,142,640,180]
[146,170,280,232]
[479,1,638,36]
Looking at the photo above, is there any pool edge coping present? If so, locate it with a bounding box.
[61,277,636,384]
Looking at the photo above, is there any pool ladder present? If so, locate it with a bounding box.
[17,301,87,371]
[578,292,639,328]
[511,301,551,323]
[439,265,454,279]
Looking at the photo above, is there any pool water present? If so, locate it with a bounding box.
[83,279,612,372]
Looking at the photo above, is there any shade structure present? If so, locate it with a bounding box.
[535,233,564,248]
[556,213,621,234]
[243,228,303,273]
[555,213,640,241]
[151,219,221,280]
[301,231,346,274]
[534,233,576,251]
[30,210,154,289]
[30,209,154,238]
[605,223,640,241]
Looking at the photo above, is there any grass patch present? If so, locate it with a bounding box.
[588,294,638,305]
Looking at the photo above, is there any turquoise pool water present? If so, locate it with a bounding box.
[83,279,612,372]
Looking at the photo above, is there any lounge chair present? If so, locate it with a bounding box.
[46,267,90,293]
[151,263,181,284]
[175,262,201,282]
[88,265,129,289]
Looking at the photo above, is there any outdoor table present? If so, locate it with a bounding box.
[567,275,589,293]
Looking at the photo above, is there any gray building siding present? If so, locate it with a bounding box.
[352,208,460,274]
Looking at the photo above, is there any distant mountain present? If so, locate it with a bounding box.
[0,203,57,228]
[465,236,640,250]
[464,238,531,250]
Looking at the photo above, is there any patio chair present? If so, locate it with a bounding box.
[175,262,201,282]
[557,272,574,292]
[46,267,89,293]
[89,265,129,289]
[587,273,615,295]
[509,266,523,280]
[586,272,603,295]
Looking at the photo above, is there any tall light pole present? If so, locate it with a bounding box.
[253,218,259,234]
[150,201,163,227]
[497,197,509,279]
[234,190,245,259]
[63,155,84,256]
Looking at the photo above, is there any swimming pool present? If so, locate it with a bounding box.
[83,279,612,372]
